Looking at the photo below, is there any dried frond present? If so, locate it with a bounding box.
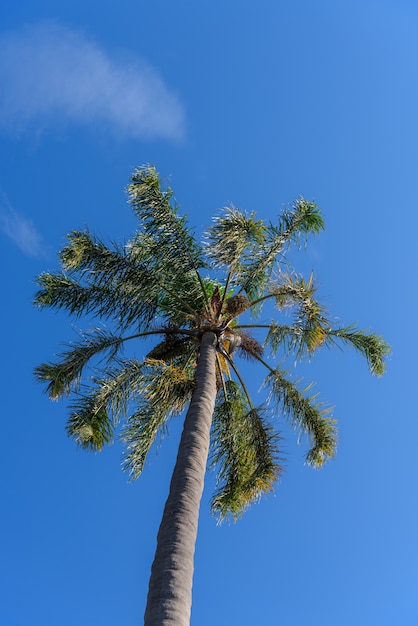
[224,294,251,319]
[146,336,194,362]
[237,331,264,361]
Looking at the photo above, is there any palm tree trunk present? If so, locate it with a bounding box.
[144,331,218,626]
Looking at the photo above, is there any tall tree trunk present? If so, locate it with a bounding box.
[144,331,218,626]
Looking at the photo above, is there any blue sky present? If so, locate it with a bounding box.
[1,1,416,624]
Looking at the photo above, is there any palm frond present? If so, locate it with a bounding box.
[128,166,205,278]
[265,322,328,361]
[210,381,281,521]
[67,358,148,451]
[34,272,105,316]
[61,230,164,328]
[122,359,195,478]
[156,273,217,327]
[66,391,114,451]
[34,328,127,399]
[100,359,144,411]
[141,359,195,411]
[268,272,317,309]
[274,198,324,242]
[264,273,331,358]
[326,326,390,376]
[121,404,170,479]
[267,368,337,467]
[240,199,324,300]
[34,267,158,331]
[205,206,266,269]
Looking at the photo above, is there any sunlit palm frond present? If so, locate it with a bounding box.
[267,368,337,467]
[122,359,195,478]
[263,273,331,358]
[128,166,205,278]
[268,272,316,309]
[205,206,266,269]
[210,381,281,521]
[240,199,324,300]
[265,321,328,360]
[325,326,389,376]
[275,197,324,243]
[141,359,195,411]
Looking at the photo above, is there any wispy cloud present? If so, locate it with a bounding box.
[0,192,45,257]
[0,21,185,140]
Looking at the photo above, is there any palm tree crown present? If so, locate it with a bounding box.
[35,165,388,519]
[34,166,389,625]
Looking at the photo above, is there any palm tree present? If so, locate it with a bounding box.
[34,165,389,626]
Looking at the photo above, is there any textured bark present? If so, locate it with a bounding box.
[144,331,218,626]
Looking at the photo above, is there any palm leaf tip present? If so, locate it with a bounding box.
[211,458,281,522]
[292,198,324,235]
[66,397,113,451]
[34,362,73,400]
[304,415,337,468]
[268,369,337,467]
[329,327,390,377]
[360,332,390,377]
[59,230,96,271]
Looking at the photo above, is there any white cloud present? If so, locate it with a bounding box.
[0,193,45,257]
[0,21,185,140]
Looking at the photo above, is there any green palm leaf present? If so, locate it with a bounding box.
[128,166,205,279]
[66,392,114,451]
[34,328,128,399]
[205,206,266,268]
[122,359,195,478]
[240,199,324,300]
[326,326,389,376]
[267,368,337,467]
[210,381,281,521]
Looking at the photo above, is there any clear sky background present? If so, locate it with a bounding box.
[0,1,416,625]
